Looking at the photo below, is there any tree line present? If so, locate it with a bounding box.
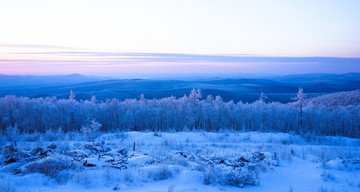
[0,89,359,138]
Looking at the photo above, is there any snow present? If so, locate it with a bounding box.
[1,131,360,192]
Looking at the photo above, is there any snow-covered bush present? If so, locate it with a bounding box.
[320,170,335,182]
[21,155,82,183]
[202,166,219,185]
[203,165,259,188]
[149,165,173,181]
[5,125,19,144]
[124,170,135,183]
[223,168,259,187]
[201,151,273,188]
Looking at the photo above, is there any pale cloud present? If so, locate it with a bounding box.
[0,51,359,75]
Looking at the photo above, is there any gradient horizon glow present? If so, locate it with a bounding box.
[0,0,359,75]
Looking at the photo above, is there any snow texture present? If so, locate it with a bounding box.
[0,131,359,191]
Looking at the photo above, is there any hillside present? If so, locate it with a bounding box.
[304,89,360,107]
[1,73,360,103]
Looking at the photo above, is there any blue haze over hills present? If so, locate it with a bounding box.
[0,73,360,103]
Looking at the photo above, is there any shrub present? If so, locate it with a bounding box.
[223,169,260,187]
[203,166,218,185]
[21,155,82,183]
[203,165,260,188]
[150,166,173,181]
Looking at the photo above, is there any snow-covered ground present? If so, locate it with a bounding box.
[1,132,360,192]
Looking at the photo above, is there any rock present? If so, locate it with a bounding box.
[113,185,121,190]
[47,143,57,150]
[210,158,226,165]
[4,145,17,154]
[251,152,265,162]
[84,144,101,153]
[3,145,30,164]
[65,150,89,161]
[105,158,115,163]
[14,169,21,175]
[118,148,128,156]
[175,151,195,161]
[5,157,17,164]
[339,158,360,170]
[32,147,44,156]
[101,146,111,153]
[238,157,249,163]
[176,151,189,158]
[83,160,96,167]
[31,147,51,158]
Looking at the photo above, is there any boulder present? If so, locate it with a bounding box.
[47,143,57,150]
[117,148,128,156]
[84,144,101,153]
[83,160,96,167]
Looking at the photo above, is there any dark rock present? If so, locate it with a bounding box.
[113,185,121,190]
[238,157,249,163]
[210,158,226,165]
[47,143,57,150]
[251,152,265,162]
[118,148,128,156]
[84,144,100,153]
[32,147,45,156]
[4,145,17,154]
[3,145,30,164]
[14,169,21,175]
[83,160,96,167]
[176,151,189,158]
[31,147,51,158]
[5,157,17,164]
[106,159,115,163]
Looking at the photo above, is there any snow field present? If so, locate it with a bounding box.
[0,131,359,192]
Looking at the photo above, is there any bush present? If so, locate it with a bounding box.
[203,165,260,188]
[21,155,82,182]
[223,169,259,187]
[150,166,173,181]
[203,166,219,185]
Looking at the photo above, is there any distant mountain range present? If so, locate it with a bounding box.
[1,73,360,103]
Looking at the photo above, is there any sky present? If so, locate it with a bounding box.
[0,0,359,75]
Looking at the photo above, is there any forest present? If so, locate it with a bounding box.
[0,89,359,138]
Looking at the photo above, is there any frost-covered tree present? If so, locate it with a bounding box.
[258,91,268,106]
[81,120,101,145]
[0,88,358,138]
[292,88,305,128]
[69,90,76,100]
[91,95,97,103]
[189,89,202,129]
[6,124,18,145]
